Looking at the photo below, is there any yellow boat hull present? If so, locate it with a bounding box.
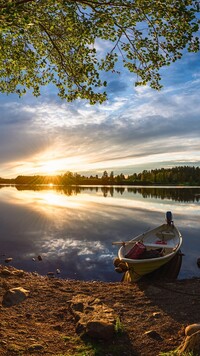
[123,253,176,282]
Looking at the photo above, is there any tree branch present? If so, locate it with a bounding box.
[39,22,83,89]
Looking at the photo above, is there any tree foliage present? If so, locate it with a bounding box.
[128,166,200,185]
[0,0,200,103]
[2,165,199,186]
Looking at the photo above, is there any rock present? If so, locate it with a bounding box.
[13,269,25,277]
[38,255,42,261]
[4,258,13,263]
[0,268,13,276]
[144,330,163,341]
[152,312,162,318]
[178,330,200,354]
[0,268,24,278]
[2,287,30,307]
[197,258,200,267]
[47,272,55,277]
[56,269,61,274]
[70,294,117,340]
[185,323,200,336]
[27,344,44,352]
[86,320,115,339]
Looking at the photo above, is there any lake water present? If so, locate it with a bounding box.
[0,185,200,282]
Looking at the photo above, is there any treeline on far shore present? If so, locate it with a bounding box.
[0,166,200,186]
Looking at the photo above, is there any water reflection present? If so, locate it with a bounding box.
[0,185,200,281]
[14,184,200,202]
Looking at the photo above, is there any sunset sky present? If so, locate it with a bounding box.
[1,44,200,178]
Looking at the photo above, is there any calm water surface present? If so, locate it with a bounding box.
[0,185,200,282]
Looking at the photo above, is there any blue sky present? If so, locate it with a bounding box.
[0,46,200,178]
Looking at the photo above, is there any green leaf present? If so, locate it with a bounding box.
[0,0,199,103]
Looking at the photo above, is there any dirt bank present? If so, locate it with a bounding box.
[1,265,200,355]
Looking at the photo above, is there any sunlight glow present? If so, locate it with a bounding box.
[8,189,83,213]
[13,147,90,176]
[40,160,64,174]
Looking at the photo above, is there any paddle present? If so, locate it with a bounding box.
[112,240,139,246]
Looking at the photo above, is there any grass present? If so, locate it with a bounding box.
[160,350,196,356]
[114,317,124,335]
[59,331,127,356]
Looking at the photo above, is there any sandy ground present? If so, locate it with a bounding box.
[1,264,200,355]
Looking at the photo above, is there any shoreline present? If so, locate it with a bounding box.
[1,264,200,355]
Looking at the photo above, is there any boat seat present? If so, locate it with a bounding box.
[126,240,175,249]
[143,243,174,249]
[156,231,175,239]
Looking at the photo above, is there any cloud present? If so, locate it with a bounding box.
[0,49,200,178]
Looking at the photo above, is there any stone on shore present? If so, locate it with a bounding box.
[0,268,13,276]
[178,324,200,354]
[2,287,30,307]
[0,267,25,278]
[185,323,200,336]
[70,294,117,340]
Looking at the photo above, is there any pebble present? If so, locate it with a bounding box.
[27,344,44,352]
[152,312,162,318]
[5,258,13,263]
[32,272,39,276]
[144,330,163,340]
[47,272,55,278]
[185,323,200,336]
[1,269,13,276]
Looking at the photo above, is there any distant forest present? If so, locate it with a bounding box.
[0,166,200,186]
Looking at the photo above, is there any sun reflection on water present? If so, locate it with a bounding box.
[3,186,200,219]
[1,185,200,280]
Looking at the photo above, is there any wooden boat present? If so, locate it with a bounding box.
[121,249,183,282]
[113,212,182,282]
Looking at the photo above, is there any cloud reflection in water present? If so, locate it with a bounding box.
[0,185,200,281]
